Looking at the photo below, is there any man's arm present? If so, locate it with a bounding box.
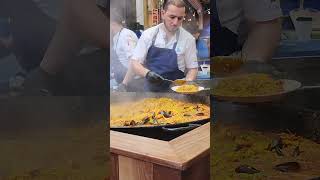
[40,0,107,74]
[132,60,164,84]
[132,60,149,77]
[242,18,282,62]
[185,68,198,81]
[122,60,136,85]
[184,35,199,81]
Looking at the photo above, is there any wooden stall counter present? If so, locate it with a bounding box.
[110,123,210,180]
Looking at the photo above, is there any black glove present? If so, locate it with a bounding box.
[23,68,55,95]
[117,83,127,92]
[145,71,164,84]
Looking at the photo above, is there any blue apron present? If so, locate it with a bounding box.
[144,28,185,92]
[211,0,242,56]
[110,28,128,84]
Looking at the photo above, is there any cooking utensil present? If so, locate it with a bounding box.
[162,78,187,86]
[171,85,210,94]
[213,79,320,103]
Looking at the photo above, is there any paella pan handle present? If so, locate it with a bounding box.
[299,85,320,90]
[162,123,201,132]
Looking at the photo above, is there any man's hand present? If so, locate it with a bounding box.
[145,71,164,84]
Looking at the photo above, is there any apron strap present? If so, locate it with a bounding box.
[151,28,160,46]
[173,29,180,50]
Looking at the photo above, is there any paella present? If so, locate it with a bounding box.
[110,97,210,127]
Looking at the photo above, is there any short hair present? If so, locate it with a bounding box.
[163,0,186,11]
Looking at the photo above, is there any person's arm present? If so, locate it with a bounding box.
[40,0,107,74]
[132,60,164,84]
[122,60,136,85]
[242,18,282,62]
[130,30,152,78]
[185,68,198,81]
[130,27,169,83]
[132,60,149,77]
[184,36,199,81]
[121,33,138,85]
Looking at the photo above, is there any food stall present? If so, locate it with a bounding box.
[110,92,211,180]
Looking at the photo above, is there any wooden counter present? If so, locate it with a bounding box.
[110,122,210,180]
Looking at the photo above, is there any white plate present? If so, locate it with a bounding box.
[171,85,205,94]
[212,79,302,103]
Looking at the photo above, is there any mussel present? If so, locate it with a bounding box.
[235,165,260,174]
[196,112,205,116]
[142,117,150,124]
[274,162,300,172]
[267,138,284,156]
[159,111,172,118]
[129,120,136,126]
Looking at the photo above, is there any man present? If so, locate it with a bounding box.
[131,0,198,92]
[22,0,108,95]
[110,10,138,90]
[212,0,283,74]
[0,0,58,89]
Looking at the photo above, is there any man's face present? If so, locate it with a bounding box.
[162,5,185,33]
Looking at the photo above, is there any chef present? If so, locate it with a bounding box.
[110,10,138,90]
[212,0,283,74]
[131,0,198,92]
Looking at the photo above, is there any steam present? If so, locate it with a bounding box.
[110,92,209,105]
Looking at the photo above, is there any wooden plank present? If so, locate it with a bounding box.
[111,122,210,172]
[169,123,210,170]
[182,154,210,180]
[110,153,119,180]
[153,164,182,180]
[118,156,153,180]
[110,130,182,169]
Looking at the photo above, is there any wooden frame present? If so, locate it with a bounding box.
[110,122,210,180]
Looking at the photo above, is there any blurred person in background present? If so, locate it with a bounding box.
[110,10,138,92]
[212,0,283,74]
[22,0,108,95]
[184,23,210,59]
[0,0,58,90]
[131,0,198,92]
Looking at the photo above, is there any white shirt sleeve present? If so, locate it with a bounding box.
[120,32,138,60]
[184,37,199,69]
[131,31,153,64]
[243,0,283,22]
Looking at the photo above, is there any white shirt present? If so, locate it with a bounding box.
[112,28,138,68]
[132,23,198,72]
[217,0,282,42]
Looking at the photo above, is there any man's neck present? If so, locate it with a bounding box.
[162,24,177,42]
